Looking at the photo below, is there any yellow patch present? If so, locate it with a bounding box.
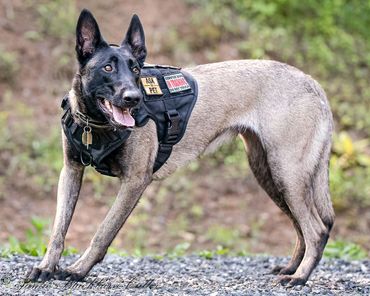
[140,77,163,95]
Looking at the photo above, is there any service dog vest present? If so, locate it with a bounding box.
[61,64,198,177]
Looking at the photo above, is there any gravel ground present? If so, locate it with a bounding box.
[0,255,369,295]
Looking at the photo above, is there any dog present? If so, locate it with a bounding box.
[28,9,335,286]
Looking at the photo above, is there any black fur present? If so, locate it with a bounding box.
[74,9,145,125]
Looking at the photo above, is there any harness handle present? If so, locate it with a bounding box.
[80,150,92,166]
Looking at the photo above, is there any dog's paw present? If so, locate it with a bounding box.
[270,265,284,274]
[271,265,296,275]
[276,275,307,287]
[26,266,54,282]
[54,269,85,281]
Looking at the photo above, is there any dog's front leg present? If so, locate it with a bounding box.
[27,162,84,282]
[55,172,152,281]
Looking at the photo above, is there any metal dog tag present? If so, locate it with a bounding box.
[82,126,93,148]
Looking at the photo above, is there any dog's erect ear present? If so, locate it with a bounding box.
[76,9,107,64]
[122,14,147,66]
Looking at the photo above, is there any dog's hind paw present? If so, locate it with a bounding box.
[270,265,296,275]
[270,265,284,274]
[277,275,307,287]
[54,269,85,281]
[26,267,54,282]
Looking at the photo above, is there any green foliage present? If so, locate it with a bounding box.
[188,0,370,210]
[189,0,370,135]
[204,138,247,171]
[0,95,63,194]
[167,242,191,259]
[0,48,19,83]
[107,246,129,257]
[206,225,241,248]
[330,132,370,210]
[35,0,76,39]
[198,245,230,259]
[0,217,77,257]
[324,240,367,260]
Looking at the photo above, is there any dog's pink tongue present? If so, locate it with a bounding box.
[112,105,135,127]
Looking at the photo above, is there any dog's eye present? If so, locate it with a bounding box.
[132,67,140,75]
[104,64,113,72]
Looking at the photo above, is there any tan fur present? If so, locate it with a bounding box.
[29,60,334,286]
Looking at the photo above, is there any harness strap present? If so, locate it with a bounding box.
[152,99,182,171]
[154,144,173,172]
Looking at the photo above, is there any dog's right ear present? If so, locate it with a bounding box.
[76,9,107,65]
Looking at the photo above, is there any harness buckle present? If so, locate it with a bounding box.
[164,110,181,144]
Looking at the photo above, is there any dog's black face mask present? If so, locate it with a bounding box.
[75,9,147,128]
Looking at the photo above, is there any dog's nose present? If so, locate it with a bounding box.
[123,90,142,105]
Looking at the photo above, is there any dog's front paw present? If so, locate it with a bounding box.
[26,266,54,282]
[54,269,86,281]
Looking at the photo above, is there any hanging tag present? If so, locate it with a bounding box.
[82,126,92,149]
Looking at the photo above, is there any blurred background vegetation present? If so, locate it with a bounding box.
[0,0,369,259]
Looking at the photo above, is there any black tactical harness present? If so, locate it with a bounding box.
[61,64,198,177]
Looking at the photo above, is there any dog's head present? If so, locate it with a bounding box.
[74,9,146,128]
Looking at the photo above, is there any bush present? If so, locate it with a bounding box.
[188,0,370,210]
[36,0,76,40]
[188,0,370,136]
[0,48,19,83]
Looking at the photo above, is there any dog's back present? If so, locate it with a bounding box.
[157,60,333,178]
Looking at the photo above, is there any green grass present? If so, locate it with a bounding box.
[324,240,367,260]
[1,220,366,261]
[0,217,77,257]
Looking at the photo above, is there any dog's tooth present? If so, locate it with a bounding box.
[104,100,113,112]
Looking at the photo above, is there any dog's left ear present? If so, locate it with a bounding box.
[122,14,147,66]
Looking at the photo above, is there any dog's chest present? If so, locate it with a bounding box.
[61,64,198,177]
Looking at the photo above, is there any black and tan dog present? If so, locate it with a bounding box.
[28,9,334,286]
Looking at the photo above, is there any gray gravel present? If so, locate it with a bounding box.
[0,255,369,295]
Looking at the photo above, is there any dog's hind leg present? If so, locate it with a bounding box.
[276,139,334,286]
[240,131,305,276]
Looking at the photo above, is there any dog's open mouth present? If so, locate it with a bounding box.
[99,98,135,127]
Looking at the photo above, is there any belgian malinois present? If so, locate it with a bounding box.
[28,9,334,286]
